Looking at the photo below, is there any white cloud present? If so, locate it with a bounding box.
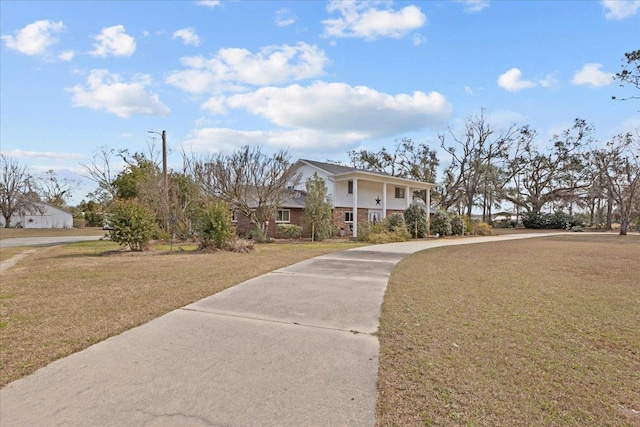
[457,0,490,13]
[183,127,370,154]
[497,68,537,92]
[201,96,227,115]
[224,81,451,138]
[67,69,170,118]
[539,73,559,88]
[166,42,329,94]
[58,50,75,61]
[572,63,614,87]
[197,0,221,7]
[322,0,427,41]
[1,20,65,56]
[0,148,84,160]
[173,27,200,46]
[601,0,640,19]
[464,86,474,95]
[275,8,297,27]
[90,25,136,57]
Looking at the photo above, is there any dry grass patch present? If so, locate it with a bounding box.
[0,240,364,386]
[377,234,639,426]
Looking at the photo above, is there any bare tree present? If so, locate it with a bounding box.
[187,146,300,240]
[36,170,79,208]
[593,131,640,235]
[0,155,41,228]
[81,146,118,203]
[507,119,592,214]
[612,49,640,101]
[438,110,520,218]
[349,138,439,203]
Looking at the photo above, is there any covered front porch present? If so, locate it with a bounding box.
[331,171,436,238]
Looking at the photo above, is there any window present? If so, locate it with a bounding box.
[276,209,290,223]
[347,180,353,194]
[344,211,354,223]
[395,187,405,199]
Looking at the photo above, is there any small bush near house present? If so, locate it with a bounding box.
[430,210,452,237]
[277,224,302,239]
[404,205,428,238]
[367,227,411,244]
[73,218,85,228]
[195,200,235,251]
[471,221,493,236]
[494,218,517,228]
[522,211,586,230]
[386,213,406,231]
[107,199,157,251]
[247,226,267,243]
[358,220,410,243]
[449,212,466,236]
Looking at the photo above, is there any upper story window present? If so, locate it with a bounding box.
[348,180,353,194]
[395,187,405,199]
[276,209,290,223]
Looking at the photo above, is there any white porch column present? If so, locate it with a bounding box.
[382,182,387,218]
[352,178,358,238]
[405,185,411,209]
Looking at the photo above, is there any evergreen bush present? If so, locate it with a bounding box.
[404,205,428,238]
[449,212,466,236]
[277,224,303,239]
[107,199,157,251]
[430,210,452,237]
[195,200,235,251]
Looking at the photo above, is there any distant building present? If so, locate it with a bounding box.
[0,202,74,229]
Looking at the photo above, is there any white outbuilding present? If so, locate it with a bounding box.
[1,202,74,229]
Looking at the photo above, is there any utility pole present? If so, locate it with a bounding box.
[161,130,168,207]
[148,129,169,233]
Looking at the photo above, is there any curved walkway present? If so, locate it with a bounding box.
[1,233,560,426]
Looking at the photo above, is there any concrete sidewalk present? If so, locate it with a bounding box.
[0,233,558,426]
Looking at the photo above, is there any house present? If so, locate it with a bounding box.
[235,159,437,238]
[0,202,74,229]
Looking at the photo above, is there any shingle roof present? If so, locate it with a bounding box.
[299,159,392,178]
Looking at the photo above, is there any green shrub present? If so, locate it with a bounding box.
[107,199,157,251]
[367,226,411,243]
[404,205,428,238]
[247,226,268,243]
[472,221,493,236]
[449,212,466,236]
[430,210,452,237]
[522,211,586,230]
[462,215,473,235]
[386,213,406,231]
[277,224,302,239]
[195,200,235,251]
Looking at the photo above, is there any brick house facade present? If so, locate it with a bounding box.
[231,159,437,239]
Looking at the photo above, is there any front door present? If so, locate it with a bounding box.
[368,210,382,224]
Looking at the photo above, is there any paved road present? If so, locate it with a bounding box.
[0,233,560,426]
[0,235,103,248]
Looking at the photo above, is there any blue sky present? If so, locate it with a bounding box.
[1,0,639,204]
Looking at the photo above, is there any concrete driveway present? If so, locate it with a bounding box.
[0,233,558,426]
[0,235,103,248]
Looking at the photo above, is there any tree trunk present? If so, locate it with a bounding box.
[619,214,628,236]
[606,197,613,231]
